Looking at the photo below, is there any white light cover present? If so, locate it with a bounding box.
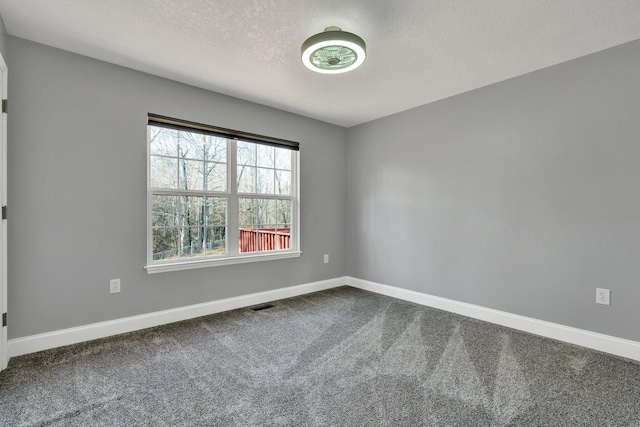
[301,28,366,74]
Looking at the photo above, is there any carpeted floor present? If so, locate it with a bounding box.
[0,286,639,426]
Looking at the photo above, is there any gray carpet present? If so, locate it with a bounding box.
[1,286,639,426]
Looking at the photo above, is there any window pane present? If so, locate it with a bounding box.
[190,133,208,160]
[238,225,288,253]
[179,159,204,191]
[152,195,179,227]
[237,141,256,166]
[275,147,291,170]
[257,168,274,194]
[150,156,178,189]
[258,226,278,251]
[150,127,178,157]
[258,199,276,225]
[178,131,202,160]
[179,227,205,257]
[205,162,226,192]
[238,166,256,193]
[203,137,227,162]
[276,199,291,225]
[153,228,179,260]
[276,225,291,250]
[239,226,258,253]
[275,170,291,195]
[180,196,204,227]
[239,198,257,226]
[257,145,275,168]
[205,197,226,226]
[205,227,226,255]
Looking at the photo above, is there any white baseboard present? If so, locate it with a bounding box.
[346,276,640,362]
[8,277,346,358]
[10,275,640,362]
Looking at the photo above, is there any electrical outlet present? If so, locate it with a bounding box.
[324,254,329,264]
[110,278,121,294]
[596,288,610,305]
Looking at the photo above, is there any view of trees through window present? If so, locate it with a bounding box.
[236,141,292,253]
[149,124,295,263]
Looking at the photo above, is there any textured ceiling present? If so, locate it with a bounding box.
[0,1,639,127]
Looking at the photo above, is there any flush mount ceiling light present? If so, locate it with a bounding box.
[301,26,366,74]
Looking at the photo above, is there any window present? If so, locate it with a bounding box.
[145,114,300,273]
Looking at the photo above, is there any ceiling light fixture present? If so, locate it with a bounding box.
[301,26,366,74]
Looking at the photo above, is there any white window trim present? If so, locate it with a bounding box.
[145,250,302,274]
[145,124,301,274]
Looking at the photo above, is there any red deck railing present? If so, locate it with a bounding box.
[239,228,291,252]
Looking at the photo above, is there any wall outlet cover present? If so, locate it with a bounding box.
[596,288,610,305]
[110,279,121,294]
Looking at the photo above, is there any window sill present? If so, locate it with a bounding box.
[145,251,302,274]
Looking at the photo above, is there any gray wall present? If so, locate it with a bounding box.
[0,15,7,60]
[347,40,640,341]
[6,31,640,344]
[7,37,347,339]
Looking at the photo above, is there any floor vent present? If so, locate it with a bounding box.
[250,304,275,311]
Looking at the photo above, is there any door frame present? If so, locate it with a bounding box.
[0,51,7,371]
